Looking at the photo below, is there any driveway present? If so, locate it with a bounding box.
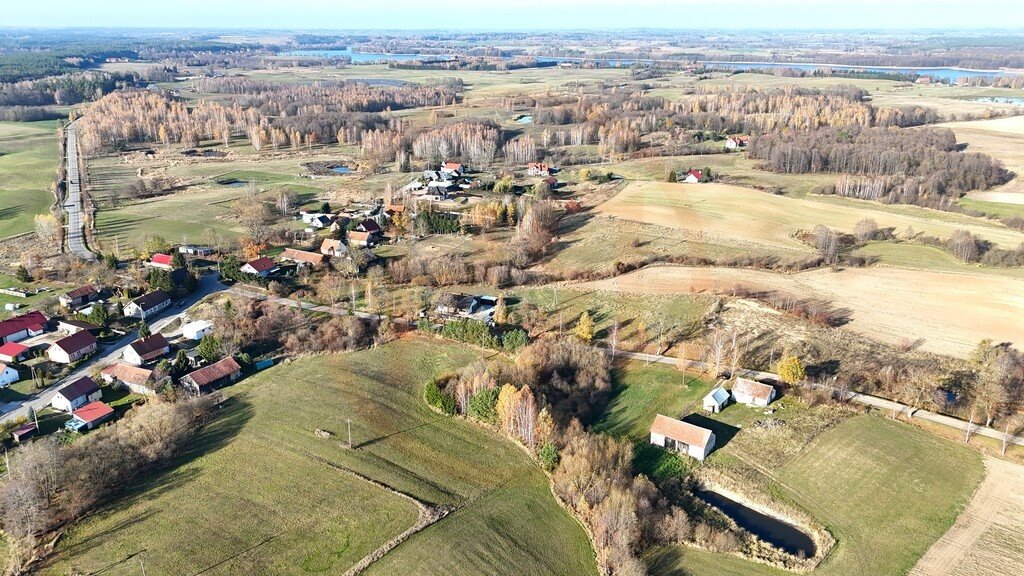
[63,121,95,261]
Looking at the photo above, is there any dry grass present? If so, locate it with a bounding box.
[576,265,1024,358]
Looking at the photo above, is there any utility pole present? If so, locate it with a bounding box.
[347,419,352,449]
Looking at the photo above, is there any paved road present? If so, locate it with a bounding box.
[0,274,226,424]
[608,348,1024,447]
[63,121,95,261]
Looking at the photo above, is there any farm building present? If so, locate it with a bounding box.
[725,136,748,150]
[149,253,175,269]
[280,248,326,268]
[57,319,100,335]
[48,331,98,364]
[0,341,29,363]
[436,294,498,323]
[241,257,278,278]
[123,334,171,366]
[527,162,551,176]
[320,238,349,257]
[650,414,716,461]
[101,363,156,395]
[65,401,114,432]
[181,356,242,395]
[125,290,172,319]
[59,285,98,308]
[181,320,214,341]
[732,378,776,407]
[683,169,703,184]
[0,311,47,344]
[347,230,379,248]
[0,363,19,387]
[11,423,37,443]
[51,376,102,412]
[703,386,730,413]
[440,161,464,178]
[179,245,214,256]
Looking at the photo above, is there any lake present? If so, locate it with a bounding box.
[695,488,817,558]
[284,48,428,63]
[701,60,1013,81]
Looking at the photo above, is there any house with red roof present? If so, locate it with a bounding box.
[527,162,551,176]
[65,401,114,431]
[683,169,704,184]
[0,341,29,364]
[48,331,98,364]
[149,253,175,269]
[650,414,716,461]
[101,363,156,395]
[0,311,47,344]
[440,161,464,178]
[241,257,278,278]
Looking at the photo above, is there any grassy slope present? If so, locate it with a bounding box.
[43,339,596,576]
[0,120,58,238]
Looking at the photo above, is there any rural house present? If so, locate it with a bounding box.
[649,414,716,461]
[51,376,102,412]
[47,331,98,364]
[59,285,98,309]
[527,162,551,176]
[125,290,172,319]
[347,230,378,248]
[683,169,703,184]
[440,161,464,178]
[436,294,498,323]
[280,248,326,268]
[149,253,175,269]
[725,136,748,150]
[241,257,278,278]
[179,245,214,257]
[65,401,114,432]
[101,363,156,395]
[0,363,19,387]
[0,341,29,363]
[703,386,731,413]
[181,356,242,395]
[320,238,349,257]
[0,311,47,344]
[731,377,776,407]
[181,319,213,341]
[123,333,171,366]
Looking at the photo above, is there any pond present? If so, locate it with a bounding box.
[695,488,817,558]
[515,114,533,124]
[218,179,249,187]
[331,166,352,174]
[972,97,1024,105]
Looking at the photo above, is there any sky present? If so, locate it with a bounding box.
[3,0,1024,30]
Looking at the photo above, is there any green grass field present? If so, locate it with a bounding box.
[595,362,984,576]
[0,121,58,239]
[42,339,596,576]
[853,241,1024,278]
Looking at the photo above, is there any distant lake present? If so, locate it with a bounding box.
[972,97,1024,105]
[284,48,426,63]
[701,60,1014,81]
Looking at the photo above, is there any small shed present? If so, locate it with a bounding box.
[703,386,730,413]
[11,423,37,443]
[650,414,716,461]
[65,401,114,432]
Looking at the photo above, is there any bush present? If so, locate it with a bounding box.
[424,377,455,415]
[441,319,500,348]
[501,328,529,352]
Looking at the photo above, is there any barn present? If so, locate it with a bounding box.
[650,414,716,461]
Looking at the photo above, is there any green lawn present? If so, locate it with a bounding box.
[0,120,58,239]
[853,241,1024,279]
[42,339,596,576]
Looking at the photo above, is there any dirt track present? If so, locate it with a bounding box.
[910,456,1024,576]
[577,266,1024,358]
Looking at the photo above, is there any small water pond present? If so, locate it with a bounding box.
[972,97,1024,105]
[331,166,352,175]
[218,179,249,187]
[515,114,534,124]
[695,488,817,558]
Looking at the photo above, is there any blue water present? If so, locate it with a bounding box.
[331,166,352,174]
[285,48,429,63]
[973,97,1024,105]
[701,60,1012,81]
[515,115,533,124]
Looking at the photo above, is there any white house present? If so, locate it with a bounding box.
[440,161,464,179]
[240,257,278,278]
[124,290,172,319]
[181,320,214,341]
[179,245,214,257]
[703,386,730,413]
[725,136,748,150]
[0,311,47,345]
[320,238,349,258]
[650,414,715,461]
[731,377,776,407]
[0,363,19,387]
[101,363,156,395]
[47,331,98,364]
[683,169,703,184]
[51,376,102,412]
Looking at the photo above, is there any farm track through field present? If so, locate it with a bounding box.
[910,456,1024,576]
